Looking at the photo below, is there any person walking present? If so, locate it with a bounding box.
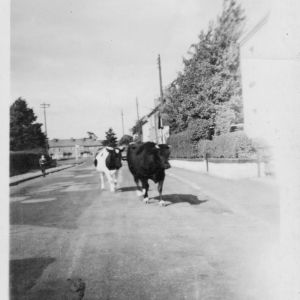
[39,154,47,177]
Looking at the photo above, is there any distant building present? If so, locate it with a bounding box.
[49,137,103,159]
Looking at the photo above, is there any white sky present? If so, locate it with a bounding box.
[11,0,270,140]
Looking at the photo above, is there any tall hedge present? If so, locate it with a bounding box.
[168,131,257,159]
[10,152,41,176]
[10,150,55,176]
[167,130,198,158]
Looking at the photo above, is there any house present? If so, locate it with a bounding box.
[48,137,103,159]
[141,104,169,144]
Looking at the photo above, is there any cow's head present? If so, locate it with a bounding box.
[155,144,171,169]
[106,146,125,170]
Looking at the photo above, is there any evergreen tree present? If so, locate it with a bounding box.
[10,97,47,150]
[103,128,118,147]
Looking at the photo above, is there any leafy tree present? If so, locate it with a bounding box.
[131,119,144,136]
[10,97,47,151]
[102,128,118,147]
[119,134,133,146]
[162,0,245,138]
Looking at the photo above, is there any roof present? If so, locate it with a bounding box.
[49,138,103,148]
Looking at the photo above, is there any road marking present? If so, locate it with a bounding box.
[75,174,94,178]
[21,197,57,204]
[10,196,30,202]
[67,233,86,277]
[62,184,98,192]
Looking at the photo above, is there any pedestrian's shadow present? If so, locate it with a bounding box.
[152,194,208,206]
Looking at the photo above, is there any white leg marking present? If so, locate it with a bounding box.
[159,200,166,206]
[136,190,143,196]
[143,197,149,204]
[100,172,105,190]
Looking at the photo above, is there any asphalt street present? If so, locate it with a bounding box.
[10,159,279,300]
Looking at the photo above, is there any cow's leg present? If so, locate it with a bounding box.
[134,177,143,196]
[105,171,115,192]
[141,179,149,204]
[99,172,105,190]
[114,170,119,191]
[158,179,166,206]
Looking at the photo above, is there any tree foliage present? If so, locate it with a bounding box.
[162,0,245,138]
[10,97,47,151]
[102,128,118,147]
[119,134,133,146]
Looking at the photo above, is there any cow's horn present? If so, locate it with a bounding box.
[106,146,113,150]
[155,144,160,149]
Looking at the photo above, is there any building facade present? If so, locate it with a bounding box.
[141,105,169,144]
[49,138,103,159]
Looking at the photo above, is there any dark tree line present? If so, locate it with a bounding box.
[10,98,47,151]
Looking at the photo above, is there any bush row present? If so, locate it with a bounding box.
[10,151,56,176]
[168,131,258,159]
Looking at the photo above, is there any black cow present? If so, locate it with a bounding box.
[127,142,171,206]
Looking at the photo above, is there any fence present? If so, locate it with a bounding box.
[170,156,274,179]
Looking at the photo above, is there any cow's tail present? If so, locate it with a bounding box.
[94,159,98,167]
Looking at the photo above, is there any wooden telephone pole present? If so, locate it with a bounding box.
[121,109,125,136]
[40,102,50,136]
[157,54,164,143]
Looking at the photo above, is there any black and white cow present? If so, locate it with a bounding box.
[127,142,171,206]
[94,146,124,192]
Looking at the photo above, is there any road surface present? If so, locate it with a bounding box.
[10,159,279,300]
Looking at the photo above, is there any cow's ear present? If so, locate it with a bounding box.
[106,146,114,152]
[119,146,125,152]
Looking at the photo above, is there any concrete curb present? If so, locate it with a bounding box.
[9,164,80,186]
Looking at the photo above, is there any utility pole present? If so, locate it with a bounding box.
[40,103,50,136]
[157,54,164,143]
[157,54,164,102]
[121,109,125,136]
[136,97,140,121]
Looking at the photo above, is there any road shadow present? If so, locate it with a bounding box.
[10,257,55,299]
[152,194,208,206]
[117,186,139,192]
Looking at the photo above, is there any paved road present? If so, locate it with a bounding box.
[10,159,279,300]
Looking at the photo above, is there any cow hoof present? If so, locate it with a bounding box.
[159,200,166,206]
[137,190,143,196]
[143,198,149,204]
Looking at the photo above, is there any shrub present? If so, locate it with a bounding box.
[168,131,257,159]
[207,132,256,158]
[167,130,198,158]
[187,119,212,141]
[10,151,55,176]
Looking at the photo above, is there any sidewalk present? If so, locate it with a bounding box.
[167,167,279,225]
[10,164,75,186]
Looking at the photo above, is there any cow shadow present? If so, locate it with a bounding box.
[117,186,139,192]
[152,194,208,206]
